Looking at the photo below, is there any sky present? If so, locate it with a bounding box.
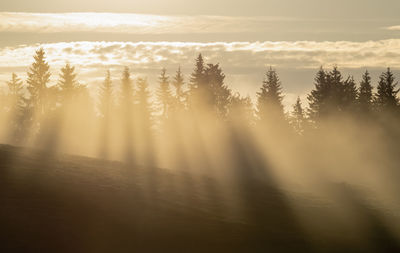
[1,0,400,109]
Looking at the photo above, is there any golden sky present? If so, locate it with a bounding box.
[1,1,400,109]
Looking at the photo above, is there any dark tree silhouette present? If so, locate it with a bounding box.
[307,67,328,121]
[204,63,231,118]
[26,48,51,116]
[358,70,373,113]
[374,68,399,111]
[188,54,206,108]
[256,67,284,122]
[343,75,358,110]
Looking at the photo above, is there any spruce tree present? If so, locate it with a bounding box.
[58,63,79,104]
[307,67,327,120]
[136,77,153,127]
[358,70,373,112]
[156,68,173,119]
[204,63,231,118]
[120,67,135,163]
[256,67,284,122]
[188,54,206,107]
[189,54,205,91]
[374,68,399,110]
[120,66,134,108]
[172,66,185,110]
[229,93,254,125]
[343,75,358,110]
[291,97,305,134]
[98,70,113,118]
[6,73,26,143]
[26,48,51,116]
[6,73,25,114]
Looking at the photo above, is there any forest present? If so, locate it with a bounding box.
[0,48,399,161]
[1,48,400,252]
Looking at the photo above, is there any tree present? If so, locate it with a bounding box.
[58,63,78,102]
[307,67,328,120]
[204,63,231,118]
[98,70,114,118]
[120,66,134,108]
[256,67,284,122]
[136,77,154,164]
[156,68,173,119]
[120,66,135,163]
[6,73,25,114]
[26,48,51,116]
[358,70,373,113]
[189,54,205,91]
[188,54,206,107]
[291,97,305,134]
[172,66,186,110]
[97,70,114,159]
[342,75,358,110]
[136,77,153,127]
[374,68,399,110]
[5,73,26,144]
[228,93,254,125]
[307,66,356,120]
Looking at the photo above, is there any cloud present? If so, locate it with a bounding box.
[0,12,295,34]
[386,25,400,31]
[1,40,399,70]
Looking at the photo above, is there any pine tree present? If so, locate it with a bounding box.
[229,93,254,125]
[97,70,115,159]
[26,48,51,116]
[307,66,355,120]
[307,67,328,120]
[291,97,305,134]
[156,68,173,119]
[136,77,153,126]
[120,66,134,108]
[374,68,399,110]
[120,66,135,163]
[204,63,231,118]
[189,54,205,91]
[358,70,373,112]
[6,73,25,114]
[256,67,284,122]
[58,63,79,104]
[5,73,27,143]
[188,54,206,107]
[343,75,358,110]
[328,66,345,110]
[172,66,185,110]
[98,70,113,118]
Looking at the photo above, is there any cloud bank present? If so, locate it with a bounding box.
[0,39,399,109]
[0,12,293,34]
[1,40,399,70]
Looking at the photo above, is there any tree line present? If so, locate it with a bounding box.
[0,48,399,162]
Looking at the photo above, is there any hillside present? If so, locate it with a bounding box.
[0,144,399,252]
